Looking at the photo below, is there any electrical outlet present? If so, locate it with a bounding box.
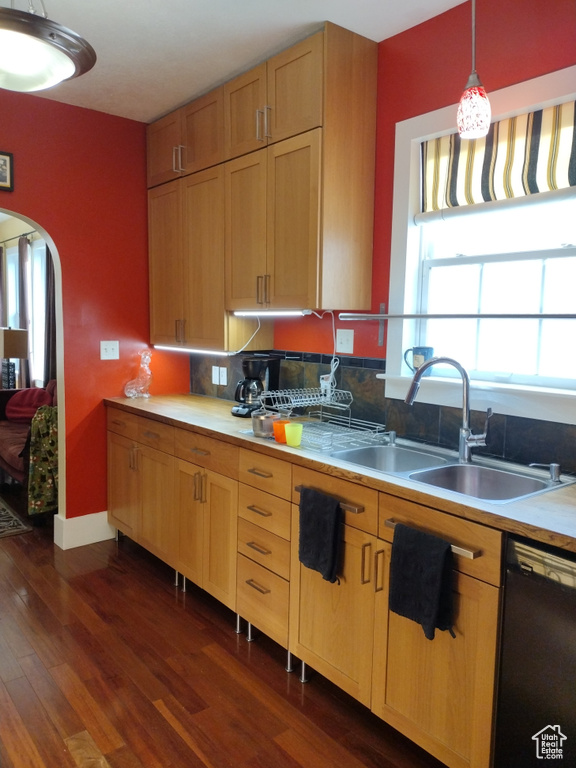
[336,329,354,354]
[219,367,228,386]
[100,340,119,360]
[212,365,220,385]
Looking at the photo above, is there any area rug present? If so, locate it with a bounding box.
[0,499,31,538]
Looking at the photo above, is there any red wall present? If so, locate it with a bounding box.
[2,0,574,521]
[274,0,576,356]
[0,92,189,519]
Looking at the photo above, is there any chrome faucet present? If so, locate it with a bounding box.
[404,356,492,463]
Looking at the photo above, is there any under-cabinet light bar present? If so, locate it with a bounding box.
[233,310,312,318]
[153,345,232,356]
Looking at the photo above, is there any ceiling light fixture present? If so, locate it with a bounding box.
[457,0,491,139]
[0,1,96,92]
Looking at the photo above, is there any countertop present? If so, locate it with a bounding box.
[104,393,576,553]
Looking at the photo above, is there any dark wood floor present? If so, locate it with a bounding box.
[0,489,445,768]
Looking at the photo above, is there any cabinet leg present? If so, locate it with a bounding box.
[286,651,294,673]
[299,661,309,683]
[174,569,179,587]
[235,614,243,634]
[182,576,187,593]
[247,622,256,642]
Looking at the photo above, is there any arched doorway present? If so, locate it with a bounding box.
[0,209,65,529]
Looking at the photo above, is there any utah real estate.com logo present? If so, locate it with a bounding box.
[532,725,567,759]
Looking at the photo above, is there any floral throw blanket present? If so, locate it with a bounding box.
[28,405,58,516]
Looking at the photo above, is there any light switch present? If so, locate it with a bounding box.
[336,329,354,354]
[212,365,220,385]
[100,340,119,360]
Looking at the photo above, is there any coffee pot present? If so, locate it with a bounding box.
[231,355,280,417]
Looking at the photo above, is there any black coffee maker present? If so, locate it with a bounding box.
[231,355,280,417]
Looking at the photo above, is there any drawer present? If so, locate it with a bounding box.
[378,493,503,587]
[107,409,140,440]
[137,418,174,453]
[238,484,291,540]
[239,449,292,499]
[292,466,378,535]
[175,429,239,478]
[237,554,289,647]
[238,518,290,580]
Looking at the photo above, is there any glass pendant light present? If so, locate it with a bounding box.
[0,1,96,92]
[457,0,491,139]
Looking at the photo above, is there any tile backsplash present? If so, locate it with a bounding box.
[189,350,576,475]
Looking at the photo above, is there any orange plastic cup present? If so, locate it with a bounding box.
[273,419,290,443]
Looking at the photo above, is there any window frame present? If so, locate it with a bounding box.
[386,65,576,425]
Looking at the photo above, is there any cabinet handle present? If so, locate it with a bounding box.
[142,430,160,441]
[190,447,210,456]
[255,109,265,142]
[200,472,207,503]
[246,578,271,595]
[129,445,139,471]
[361,542,372,585]
[247,505,272,517]
[384,518,481,560]
[256,275,264,305]
[248,467,273,479]
[264,105,272,139]
[172,145,179,173]
[264,274,270,305]
[294,485,365,515]
[193,471,201,501]
[111,418,126,428]
[247,541,271,556]
[178,144,185,172]
[374,549,385,593]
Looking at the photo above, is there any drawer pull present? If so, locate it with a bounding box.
[247,505,272,518]
[246,578,271,595]
[247,541,271,556]
[111,419,126,428]
[248,467,273,479]
[143,430,160,440]
[294,485,364,515]
[190,447,210,456]
[384,518,481,560]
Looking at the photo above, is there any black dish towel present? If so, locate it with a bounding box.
[299,487,342,583]
[389,522,455,640]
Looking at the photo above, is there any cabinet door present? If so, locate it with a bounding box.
[107,431,139,538]
[137,444,177,567]
[147,110,182,188]
[224,63,267,160]
[372,546,500,768]
[203,470,238,610]
[267,129,321,309]
[225,149,267,310]
[181,88,225,174]
[176,459,204,587]
[266,31,323,144]
[148,181,185,346]
[289,514,376,706]
[182,166,226,349]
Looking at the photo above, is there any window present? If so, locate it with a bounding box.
[5,237,48,386]
[387,65,576,424]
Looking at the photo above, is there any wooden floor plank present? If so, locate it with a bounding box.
[0,505,446,768]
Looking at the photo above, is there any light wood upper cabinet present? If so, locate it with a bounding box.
[146,87,224,187]
[149,169,274,351]
[223,32,323,160]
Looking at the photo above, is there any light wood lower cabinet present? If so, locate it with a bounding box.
[176,459,238,610]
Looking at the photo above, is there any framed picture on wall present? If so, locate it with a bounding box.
[0,151,13,191]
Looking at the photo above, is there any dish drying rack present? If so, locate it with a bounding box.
[259,388,389,451]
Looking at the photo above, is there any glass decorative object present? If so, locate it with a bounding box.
[124,349,153,398]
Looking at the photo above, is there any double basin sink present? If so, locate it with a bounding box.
[329,443,572,504]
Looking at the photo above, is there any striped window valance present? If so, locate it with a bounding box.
[421,100,576,212]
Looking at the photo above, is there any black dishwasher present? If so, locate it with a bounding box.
[494,535,576,767]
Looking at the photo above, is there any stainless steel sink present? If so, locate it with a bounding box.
[408,463,553,502]
[330,445,449,474]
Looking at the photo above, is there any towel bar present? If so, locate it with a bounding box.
[294,484,364,514]
[384,518,481,560]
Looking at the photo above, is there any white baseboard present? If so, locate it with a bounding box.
[53,510,116,550]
